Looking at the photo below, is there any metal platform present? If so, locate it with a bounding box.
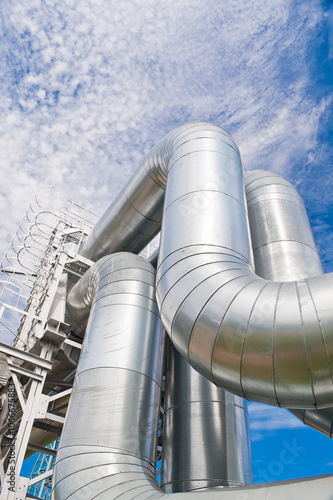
[0,188,97,498]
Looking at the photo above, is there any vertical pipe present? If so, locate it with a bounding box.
[53,254,165,499]
[161,340,253,493]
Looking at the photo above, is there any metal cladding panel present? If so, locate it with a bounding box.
[160,190,252,265]
[57,368,161,459]
[66,252,157,335]
[248,198,317,248]
[253,241,323,281]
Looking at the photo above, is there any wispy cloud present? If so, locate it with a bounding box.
[0,0,331,265]
[248,402,305,441]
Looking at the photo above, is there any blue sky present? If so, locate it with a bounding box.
[1,0,333,486]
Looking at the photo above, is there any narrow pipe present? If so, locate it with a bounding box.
[77,122,333,409]
[53,253,165,499]
[244,170,333,435]
[161,341,253,493]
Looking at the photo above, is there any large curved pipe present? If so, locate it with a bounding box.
[65,252,254,494]
[244,170,333,435]
[79,122,333,409]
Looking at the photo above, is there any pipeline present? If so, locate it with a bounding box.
[60,251,254,498]
[243,169,333,436]
[79,122,333,409]
[161,342,253,492]
[55,254,333,500]
[54,123,333,499]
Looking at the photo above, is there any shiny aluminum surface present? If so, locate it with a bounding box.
[57,123,333,498]
[57,250,333,499]
[78,123,241,262]
[77,122,333,408]
[154,124,333,408]
[53,253,165,499]
[161,342,253,493]
[78,165,165,261]
[244,170,333,434]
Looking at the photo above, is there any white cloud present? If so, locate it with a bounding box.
[0,0,331,277]
[248,402,306,441]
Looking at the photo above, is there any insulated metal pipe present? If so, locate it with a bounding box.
[78,142,169,260]
[244,169,323,281]
[244,170,333,436]
[66,249,254,494]
[53,253,165,499]
[78,123,235,262]
[56,117,333,497]
[56,253,333,500]
[161,342,253,493]
[155,124,333,408]
[78,122,333,409]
